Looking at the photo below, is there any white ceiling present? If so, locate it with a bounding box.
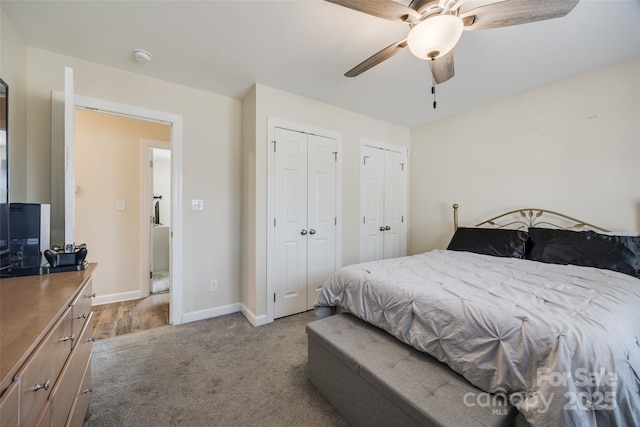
[2,0,639,128]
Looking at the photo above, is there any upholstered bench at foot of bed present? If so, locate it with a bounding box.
[306,313,518,427]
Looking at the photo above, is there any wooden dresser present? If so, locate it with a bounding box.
[0,264,96,427]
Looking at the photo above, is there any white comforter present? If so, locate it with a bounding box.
[314,250,640,427]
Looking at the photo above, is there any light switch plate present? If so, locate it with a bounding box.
[117,200,126,211]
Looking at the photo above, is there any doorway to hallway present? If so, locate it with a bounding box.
[75,109,171,324]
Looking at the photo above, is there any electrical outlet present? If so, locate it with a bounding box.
[192,199,204,210]
[210,279,218,291]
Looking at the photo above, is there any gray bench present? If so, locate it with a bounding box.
[306,313,518,427]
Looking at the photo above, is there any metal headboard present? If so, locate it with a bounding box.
[452,203,611,233]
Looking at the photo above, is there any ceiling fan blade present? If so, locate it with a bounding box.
[345,39,408,77]
[461,0,580,31]
[326,0,421,22]
[428,50,455,84]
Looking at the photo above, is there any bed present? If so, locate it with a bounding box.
[312,205,640,427]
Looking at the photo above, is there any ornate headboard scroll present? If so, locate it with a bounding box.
[452,203,611,233]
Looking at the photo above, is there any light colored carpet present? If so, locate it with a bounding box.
[89,310,349,427]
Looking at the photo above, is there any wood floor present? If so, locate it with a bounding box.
[92,292,169,340]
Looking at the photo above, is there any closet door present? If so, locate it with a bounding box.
[273,127,308,318]
[359,145,385,262]
[359,143,407,262]
[383,150,406,259]
[272,127,338,318]
[306,135,337,308]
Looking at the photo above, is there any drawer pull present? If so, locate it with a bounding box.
[74,313,88,320]
[32,380,51,392]
[84,292,96,299]
[58,334,75,342]
[80,388,93,394]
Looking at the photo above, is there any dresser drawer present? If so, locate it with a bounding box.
[65,355,92,427]
[34,400,51,427]
[50,312,93,427]
[70,278,94,348]
[17,308,73,427]
[0,381,19,427]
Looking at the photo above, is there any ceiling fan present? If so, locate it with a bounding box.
[328,0,580,84]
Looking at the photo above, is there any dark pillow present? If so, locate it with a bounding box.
[447,227,528,259]
[526,227,640,279]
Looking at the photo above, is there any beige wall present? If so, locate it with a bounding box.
[0,10,27,201]
[24,47,242,320]
[75,109,169,299]
[409,56,640,254]
[242,83,411,320]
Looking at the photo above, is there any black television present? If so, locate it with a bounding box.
[0,78,10,272]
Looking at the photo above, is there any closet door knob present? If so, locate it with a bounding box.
[385,226,391,231]
[379,226,385,232]
[300,229,308,235]
[309,229,316,235]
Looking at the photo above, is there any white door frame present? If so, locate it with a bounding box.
[51,68,75,249]
[266,117,342,325]
[140,139,171,299]
[53,93,184,325]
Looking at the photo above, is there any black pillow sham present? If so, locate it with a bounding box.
[447,227,528,259]
[526,227,640,279]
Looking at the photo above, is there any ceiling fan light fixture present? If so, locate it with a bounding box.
[407,15,463,60]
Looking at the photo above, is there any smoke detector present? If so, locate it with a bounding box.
[133,49,152,63]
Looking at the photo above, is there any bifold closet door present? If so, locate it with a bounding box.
[382,149,406,259]
[306,134,337,309]
[359,145,407,262]
[273,128,309,318]
[359,145,385,262]
[273,128,337,318]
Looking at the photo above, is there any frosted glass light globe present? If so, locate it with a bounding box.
[407,15,464,60]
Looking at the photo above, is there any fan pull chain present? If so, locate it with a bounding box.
[432,78,437,109]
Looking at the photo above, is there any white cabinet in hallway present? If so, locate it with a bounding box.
[271,126,338,319]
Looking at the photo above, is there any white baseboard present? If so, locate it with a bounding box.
[182,303,241,324]
[240,304,269,326]
[92,290,141,306]
[92,296,269,327]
